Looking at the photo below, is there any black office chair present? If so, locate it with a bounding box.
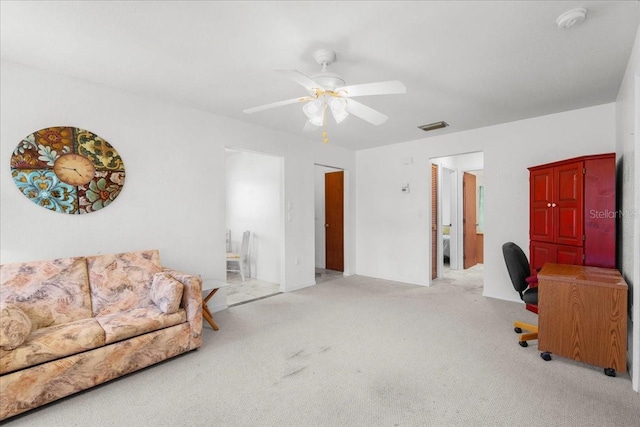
[502,242,539,347]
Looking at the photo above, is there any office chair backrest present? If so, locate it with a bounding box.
[502,242,531,299]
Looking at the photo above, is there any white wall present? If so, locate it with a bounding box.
[615,17,640,391]
[225,149,281,284]
[0,61,356,308]
[356,103,617,302]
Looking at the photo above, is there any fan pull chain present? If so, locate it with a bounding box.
[322,100,329,144]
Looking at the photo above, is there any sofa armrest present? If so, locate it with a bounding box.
[162,269,202,350]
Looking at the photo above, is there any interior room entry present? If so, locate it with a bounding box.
[430,152,484,278]
[314,165,344,273]
[225,148,283,287]
[325,171,344,272]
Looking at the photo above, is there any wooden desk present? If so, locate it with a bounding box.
[537,263,627,373]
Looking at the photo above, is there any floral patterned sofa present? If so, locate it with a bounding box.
[0,249,202,420]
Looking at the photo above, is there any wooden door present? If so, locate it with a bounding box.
[463,172,477,269]
[325,171,344,272]
[530,167,554,243]
[431,164,438,279]
[553,161,583,247]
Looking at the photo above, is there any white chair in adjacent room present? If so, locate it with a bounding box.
[226,230,251,281]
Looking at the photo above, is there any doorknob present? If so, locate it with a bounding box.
[325,224,329,227]
[547,203,552,207]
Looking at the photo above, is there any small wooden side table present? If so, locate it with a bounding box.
[201,280,230,331]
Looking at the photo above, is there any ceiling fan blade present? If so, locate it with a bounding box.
[276,69,325,92]
[337,80,406,97]
[243,96,312,114]
[345,99,388,125]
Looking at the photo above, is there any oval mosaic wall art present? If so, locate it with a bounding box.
[10,127,126,214]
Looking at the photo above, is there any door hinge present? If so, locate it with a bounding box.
[583,253,586,260]
[583,234,585,241]
[583,168,586,174]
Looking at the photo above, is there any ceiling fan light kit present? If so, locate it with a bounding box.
[244,49,406,144]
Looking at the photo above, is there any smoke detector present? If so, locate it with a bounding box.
[556,8,587,29]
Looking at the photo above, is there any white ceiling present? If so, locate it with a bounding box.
[1,1,638,151]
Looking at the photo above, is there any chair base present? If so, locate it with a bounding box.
[514,320,538,344]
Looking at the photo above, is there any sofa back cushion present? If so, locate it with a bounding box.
[0,257,93,328]
[87,250,162,317]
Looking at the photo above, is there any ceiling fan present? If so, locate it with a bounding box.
[243,49,406,143]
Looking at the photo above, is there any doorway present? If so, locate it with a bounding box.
[225,148,283,305]
[431,152,484,282]
[314,165,345,282]
[325,171,344,272]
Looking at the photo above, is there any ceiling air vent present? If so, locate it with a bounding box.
[418,121,449,132]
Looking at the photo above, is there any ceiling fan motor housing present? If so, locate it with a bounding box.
[312,49,345,91]
[314,48,336,66]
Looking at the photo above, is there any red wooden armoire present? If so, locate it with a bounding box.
[529,153,616,271]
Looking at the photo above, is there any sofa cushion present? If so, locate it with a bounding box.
[151,272,184,314]
[86,250,162,317]
[0,323,192,421]
[0,303,32,350]
[0,318,106,375]
[0,257,93,328]
[95,306,186,344]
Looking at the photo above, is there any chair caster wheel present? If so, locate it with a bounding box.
[519,341,528,347]
[514,327,522,333]
[540,352,552,361]
[604,368,616,377]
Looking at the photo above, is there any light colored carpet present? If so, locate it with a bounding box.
[4,272,639,426]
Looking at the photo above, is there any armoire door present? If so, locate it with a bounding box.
[530,241,584,271]
[553,161,584,247]
[530,167,554,243]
